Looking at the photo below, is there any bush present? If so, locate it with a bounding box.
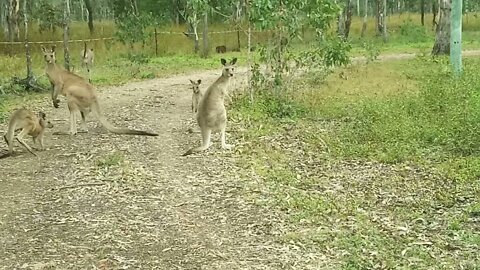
[233,91,308,121]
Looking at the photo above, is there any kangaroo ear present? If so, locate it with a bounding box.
[230,58,237,65]
[221,58,227,66]
[41,46,46,53]
[197,79,201,84]
[51,45,56,52]
[189,79,195,84]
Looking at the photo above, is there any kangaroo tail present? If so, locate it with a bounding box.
[91,100,158,136]
[182,147,199,156]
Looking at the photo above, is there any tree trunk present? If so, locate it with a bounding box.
[202,11,208,58]
[235,0,242,51]
[246,0,253,103]
[172,0,180,24]
[357,0,360,16]
[344,0,353,39]
[1,0,8,39]
[12,0,44,92]
[361,0,368,38]
[382,0,387,42]
[337,11,345,37]
[432,0,438,30]
[338,0,353,39]
[420,0,425,26]
[375,0,383,36]
[80,0,85,21]
[23,0,33,80]
[432,0,451,56]
[84,0,94,34]
[6,0,20,42]
[63,0,71,71]
[192,21,199,53]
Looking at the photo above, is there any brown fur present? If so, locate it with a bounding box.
[41,45,158,137]
[183,58,237,156]
[3,109,53,156]
[215,45,227,53]
[190,79,202,113]
[80,42,94,82]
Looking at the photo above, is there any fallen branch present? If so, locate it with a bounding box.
[56,182,107,191]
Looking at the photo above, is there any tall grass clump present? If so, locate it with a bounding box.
[233,91,309,121]
[397,19,430,43]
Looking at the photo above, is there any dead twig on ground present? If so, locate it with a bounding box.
[56,182,107,191]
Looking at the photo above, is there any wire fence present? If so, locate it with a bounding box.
[0,29,269,45]
[0,28,316,57]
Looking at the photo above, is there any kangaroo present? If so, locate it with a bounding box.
[190,79,202,113]
[183,58,237,156]
[215,45,226,54]
[41,45,158,137]
[80,42,94,82]
[3,109,53,156]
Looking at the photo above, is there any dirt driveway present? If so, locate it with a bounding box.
[0,66,330,269]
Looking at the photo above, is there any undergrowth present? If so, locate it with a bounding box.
[236,57,480,181]
[232,56,480,268]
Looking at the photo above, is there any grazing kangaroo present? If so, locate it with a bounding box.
[183,58,237,156]
[80,42,94,82]
[190,79,202,113]
[41,45,158,137]
[215,45,227,53]
[3,109,53,156]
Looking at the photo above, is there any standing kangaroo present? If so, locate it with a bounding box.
[80,42,94,82]
[183,58,237,156]
[41,45,158,137]
[190,79,202,113]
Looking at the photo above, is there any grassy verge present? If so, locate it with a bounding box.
[230,57,480,268]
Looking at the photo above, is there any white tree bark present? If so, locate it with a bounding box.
[382,0,387,41]
[361,0,368,37]
[202,11,208,58]
[63,0,71,71]
[23,0,33,80]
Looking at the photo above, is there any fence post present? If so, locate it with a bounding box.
[154,28,158,56]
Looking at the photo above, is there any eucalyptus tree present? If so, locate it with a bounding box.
[84,0,94,34]
[249,0,350,94]
[63,0,71,71]
[361,0,368,37]
[5,0,20,42]
[180,0,209,53]
[432,0,451,55]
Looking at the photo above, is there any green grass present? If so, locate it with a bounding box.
[0,12,479,268]
[96,152,125,168]
[231,55,480,268]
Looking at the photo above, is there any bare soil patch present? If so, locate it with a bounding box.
[0,68,329,269]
